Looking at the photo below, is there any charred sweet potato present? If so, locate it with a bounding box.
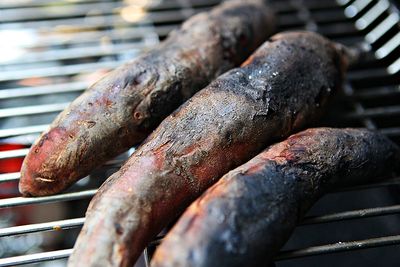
[151,128,400,267]
[19,0,275,196]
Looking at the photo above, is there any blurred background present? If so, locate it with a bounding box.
[0,0,400,266]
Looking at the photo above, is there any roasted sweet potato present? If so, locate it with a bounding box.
[67,31,356,267]
[19,0,275,196]
[151,128,400,267]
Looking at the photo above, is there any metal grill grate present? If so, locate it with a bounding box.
[0,0,400,266]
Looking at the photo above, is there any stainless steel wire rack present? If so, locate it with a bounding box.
[0,0,400,266]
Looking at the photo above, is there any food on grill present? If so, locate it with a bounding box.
[67,31,355,267]
[151,128,400,267]
[19,0,275,196]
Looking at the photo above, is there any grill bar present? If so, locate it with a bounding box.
[0,189,97,208]
[0,2,121,22]
[0,8,205,30]
[379,127,400,137]
[344,0,372,18]
[275,235,400,261]
[0,0,220,23]
[354,0,389,30]
[345,105,400,119]
[388,57,400,74]
[0,61,120,82]
[8,26,167,50]
[301,204,400,225]
[375,31,400,59]
[0,218,85,237]
[0,0,102,8]
[0,172,20,183]
[0,124,48,138]
[352,85,400,98]
[0,249,73,267]
[1,42,146,66]
[0,82,88,99]
[365,12,400,43]
[0,103,69,119]
[0,149,29,160]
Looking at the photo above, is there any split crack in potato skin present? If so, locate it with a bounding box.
[68,31,355,267]
[19,0,276,196]
[34,177,54,183]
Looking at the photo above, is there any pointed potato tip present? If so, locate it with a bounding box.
[19,160,59,197]
[19,176,59,197]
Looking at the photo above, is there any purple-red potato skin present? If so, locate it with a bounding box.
[19,0,275,196]
[67,32,354,267]
[151,128,400,267]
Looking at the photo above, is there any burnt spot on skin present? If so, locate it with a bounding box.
[105,100,113,108]
[78,142,89,164]
[314,85,331,107]
[86,121,96,128]
[131,70,148,86]
[224,131,233,145]
[115,222,124,235]
[117,127,125,137]
[133,111,143,120]
[149,82,183,118]
[38,133,49,147]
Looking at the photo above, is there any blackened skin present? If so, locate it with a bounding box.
[19,0,275,196]
[151,128,400,267]
[67,32,353,267]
